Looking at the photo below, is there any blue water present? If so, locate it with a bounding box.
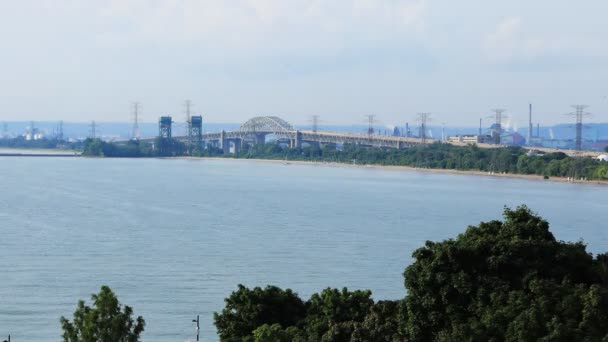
[0,157,606,341]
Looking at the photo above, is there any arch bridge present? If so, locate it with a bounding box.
[195,116,431,153]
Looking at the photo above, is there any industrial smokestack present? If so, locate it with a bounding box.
[528,104,532,144]
[537,123,540,138]
[479,118,482,136]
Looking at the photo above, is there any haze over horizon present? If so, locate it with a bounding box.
[1,0,607,127]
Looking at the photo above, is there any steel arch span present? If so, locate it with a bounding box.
[238,116,295,138]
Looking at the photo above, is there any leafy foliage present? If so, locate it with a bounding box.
[402,206,608,341]
[60,286,145,342]
[81,138,186,157]
[214,285,307,342]
[214,286,394,342]
[81,137,608,180]
[235,142,608,180]
[303,288,374,341]
[252,324,301,342]
[216,206,608,341]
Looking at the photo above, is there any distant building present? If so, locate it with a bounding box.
[500,132,526,146]
[24,128,45,141]
[448,134,493,144]
[543,139,572,149]
[527,136,543,147]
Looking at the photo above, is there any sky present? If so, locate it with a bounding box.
[1,0,607,127]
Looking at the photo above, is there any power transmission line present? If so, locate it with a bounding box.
[417,113,431,144]
[57,120,64,141]
[566,105,591,151]
[365,115,376,136]
[311,115,320,133]
[489,109,507,144]
[185,99,193,124]
[89,121,97,139]
[132,102,141,140]
[2,122,8,138]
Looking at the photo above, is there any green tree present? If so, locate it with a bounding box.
[402,205,608,341]
[214,285,306,342]
[82,138,105,156]
[154,137,187,157]
[351,300,402,342]
[60,286,145,342]
[216,206,608,341]
[304,287,374,341]
[252,324,305,342]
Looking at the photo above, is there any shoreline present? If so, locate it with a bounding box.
[179,156,608,186]
[3,148,605,185]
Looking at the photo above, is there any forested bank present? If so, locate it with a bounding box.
[213,206,608,341]
[234,141,608,180]
[81,138,608,180]
[81,137,223,157]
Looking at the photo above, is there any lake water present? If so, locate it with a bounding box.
[0,157,606,341]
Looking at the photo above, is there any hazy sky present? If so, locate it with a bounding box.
[1,0,607,127]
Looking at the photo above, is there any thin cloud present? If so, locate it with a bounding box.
[94,0,428,54]
[482,16,546,64]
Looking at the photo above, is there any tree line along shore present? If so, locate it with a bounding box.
[79,137,608,181]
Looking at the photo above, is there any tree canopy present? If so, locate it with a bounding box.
[215,206,608,341]
[60,286,145,342]
[235,142,608,180]
[214,285,306,342]
[81,138,186,157]
[80,137,608,180]
[402,205,608,341]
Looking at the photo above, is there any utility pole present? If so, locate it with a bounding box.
[417,113,431,144]
[365,115,376,136]
[567,105,591,151]
[490,109,506,144]
[192,315,200,342]
[89,120,97,139]
[132,102,140,140]
[185,100,192,124]
[311,115,320,133]
[57,120,64,141]
[528,103,533,144]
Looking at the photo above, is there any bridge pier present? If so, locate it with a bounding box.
[231,138,242,154]
[294,130,302,149]
[220,130,229,154]
[254,133,266,145]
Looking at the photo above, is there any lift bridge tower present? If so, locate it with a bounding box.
[188,115,203,145]
[159,116,172,139]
